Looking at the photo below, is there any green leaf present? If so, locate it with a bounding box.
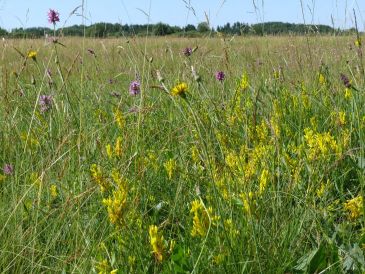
[294,248,318,272]
[308,242,327,273]
[294,242,338,273]
[233,197,243,207]
[357,156,365,170]
[343,244,365,272]
[169,245,190,273]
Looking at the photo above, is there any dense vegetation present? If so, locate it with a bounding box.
[0,33,364,273]
[0,21,356,38]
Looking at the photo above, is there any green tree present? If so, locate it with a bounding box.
[153,23,172,36]
[197,22,210,33]
[184,24,196,32]
[0,28,8,36]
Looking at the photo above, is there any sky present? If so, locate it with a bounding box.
[0,0,364,31]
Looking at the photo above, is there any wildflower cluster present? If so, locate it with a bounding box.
[239,71,249,90]
[102,170,128,226]
[344,196,363,220]
[149,225,166,262]
[106,137,123,159]
[3,12,365,273]
[190,200,219,237]
[303,128,339,161]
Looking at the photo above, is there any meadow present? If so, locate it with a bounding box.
[0,34,364,273]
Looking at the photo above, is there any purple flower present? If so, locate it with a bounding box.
[48,9,60,24]
[340,73,352,88]
[3,164,13,175]
[215,71,225,82]
[129,81,141,96]
[183,47,192,57]
[39,95,53,112]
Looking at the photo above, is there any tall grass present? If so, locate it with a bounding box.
[0,33,364,273]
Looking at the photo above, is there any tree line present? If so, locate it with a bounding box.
[0,21,357,38]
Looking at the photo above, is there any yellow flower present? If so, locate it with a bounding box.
[114,109,125,130]
[316,179,331,197]
[114,137,123,157]
[239,72,249,90]
[149,225,166,262]
[355,38,362,48]
[191,145,200,163]
[111,169,127,188]
[304,128,339,161]
[90,164,109,192]
[256,120,269,142]
[344,195,363,220]
[190,200,219,237]
[95,259,109,274]
[240,192,255,216]
[164,159,177,180]
[27,50,37,61]
[224,218,239,237]
[105,137,123,159]
[50,184,58,198]
[318,73,326,85]
[316,183,326,198]
[106,144,113,159]
[95,259,117,274]
[0,174,5,182]
[273,70,280,80]
[190,199,203,214]
[258,169,269,195]
[213,254,225,265]
[225,151,239,169]
[270,116,280,138]
[103,187,127,226]
[171,82,188,96]
[344,88,352,99]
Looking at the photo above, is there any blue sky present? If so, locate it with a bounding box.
[0,0,364,30]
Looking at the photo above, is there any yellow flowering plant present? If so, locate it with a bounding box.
[171,82,188,97]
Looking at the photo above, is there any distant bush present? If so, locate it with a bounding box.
[2,21,360,38]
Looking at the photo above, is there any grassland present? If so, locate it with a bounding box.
[0,35,364,273]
